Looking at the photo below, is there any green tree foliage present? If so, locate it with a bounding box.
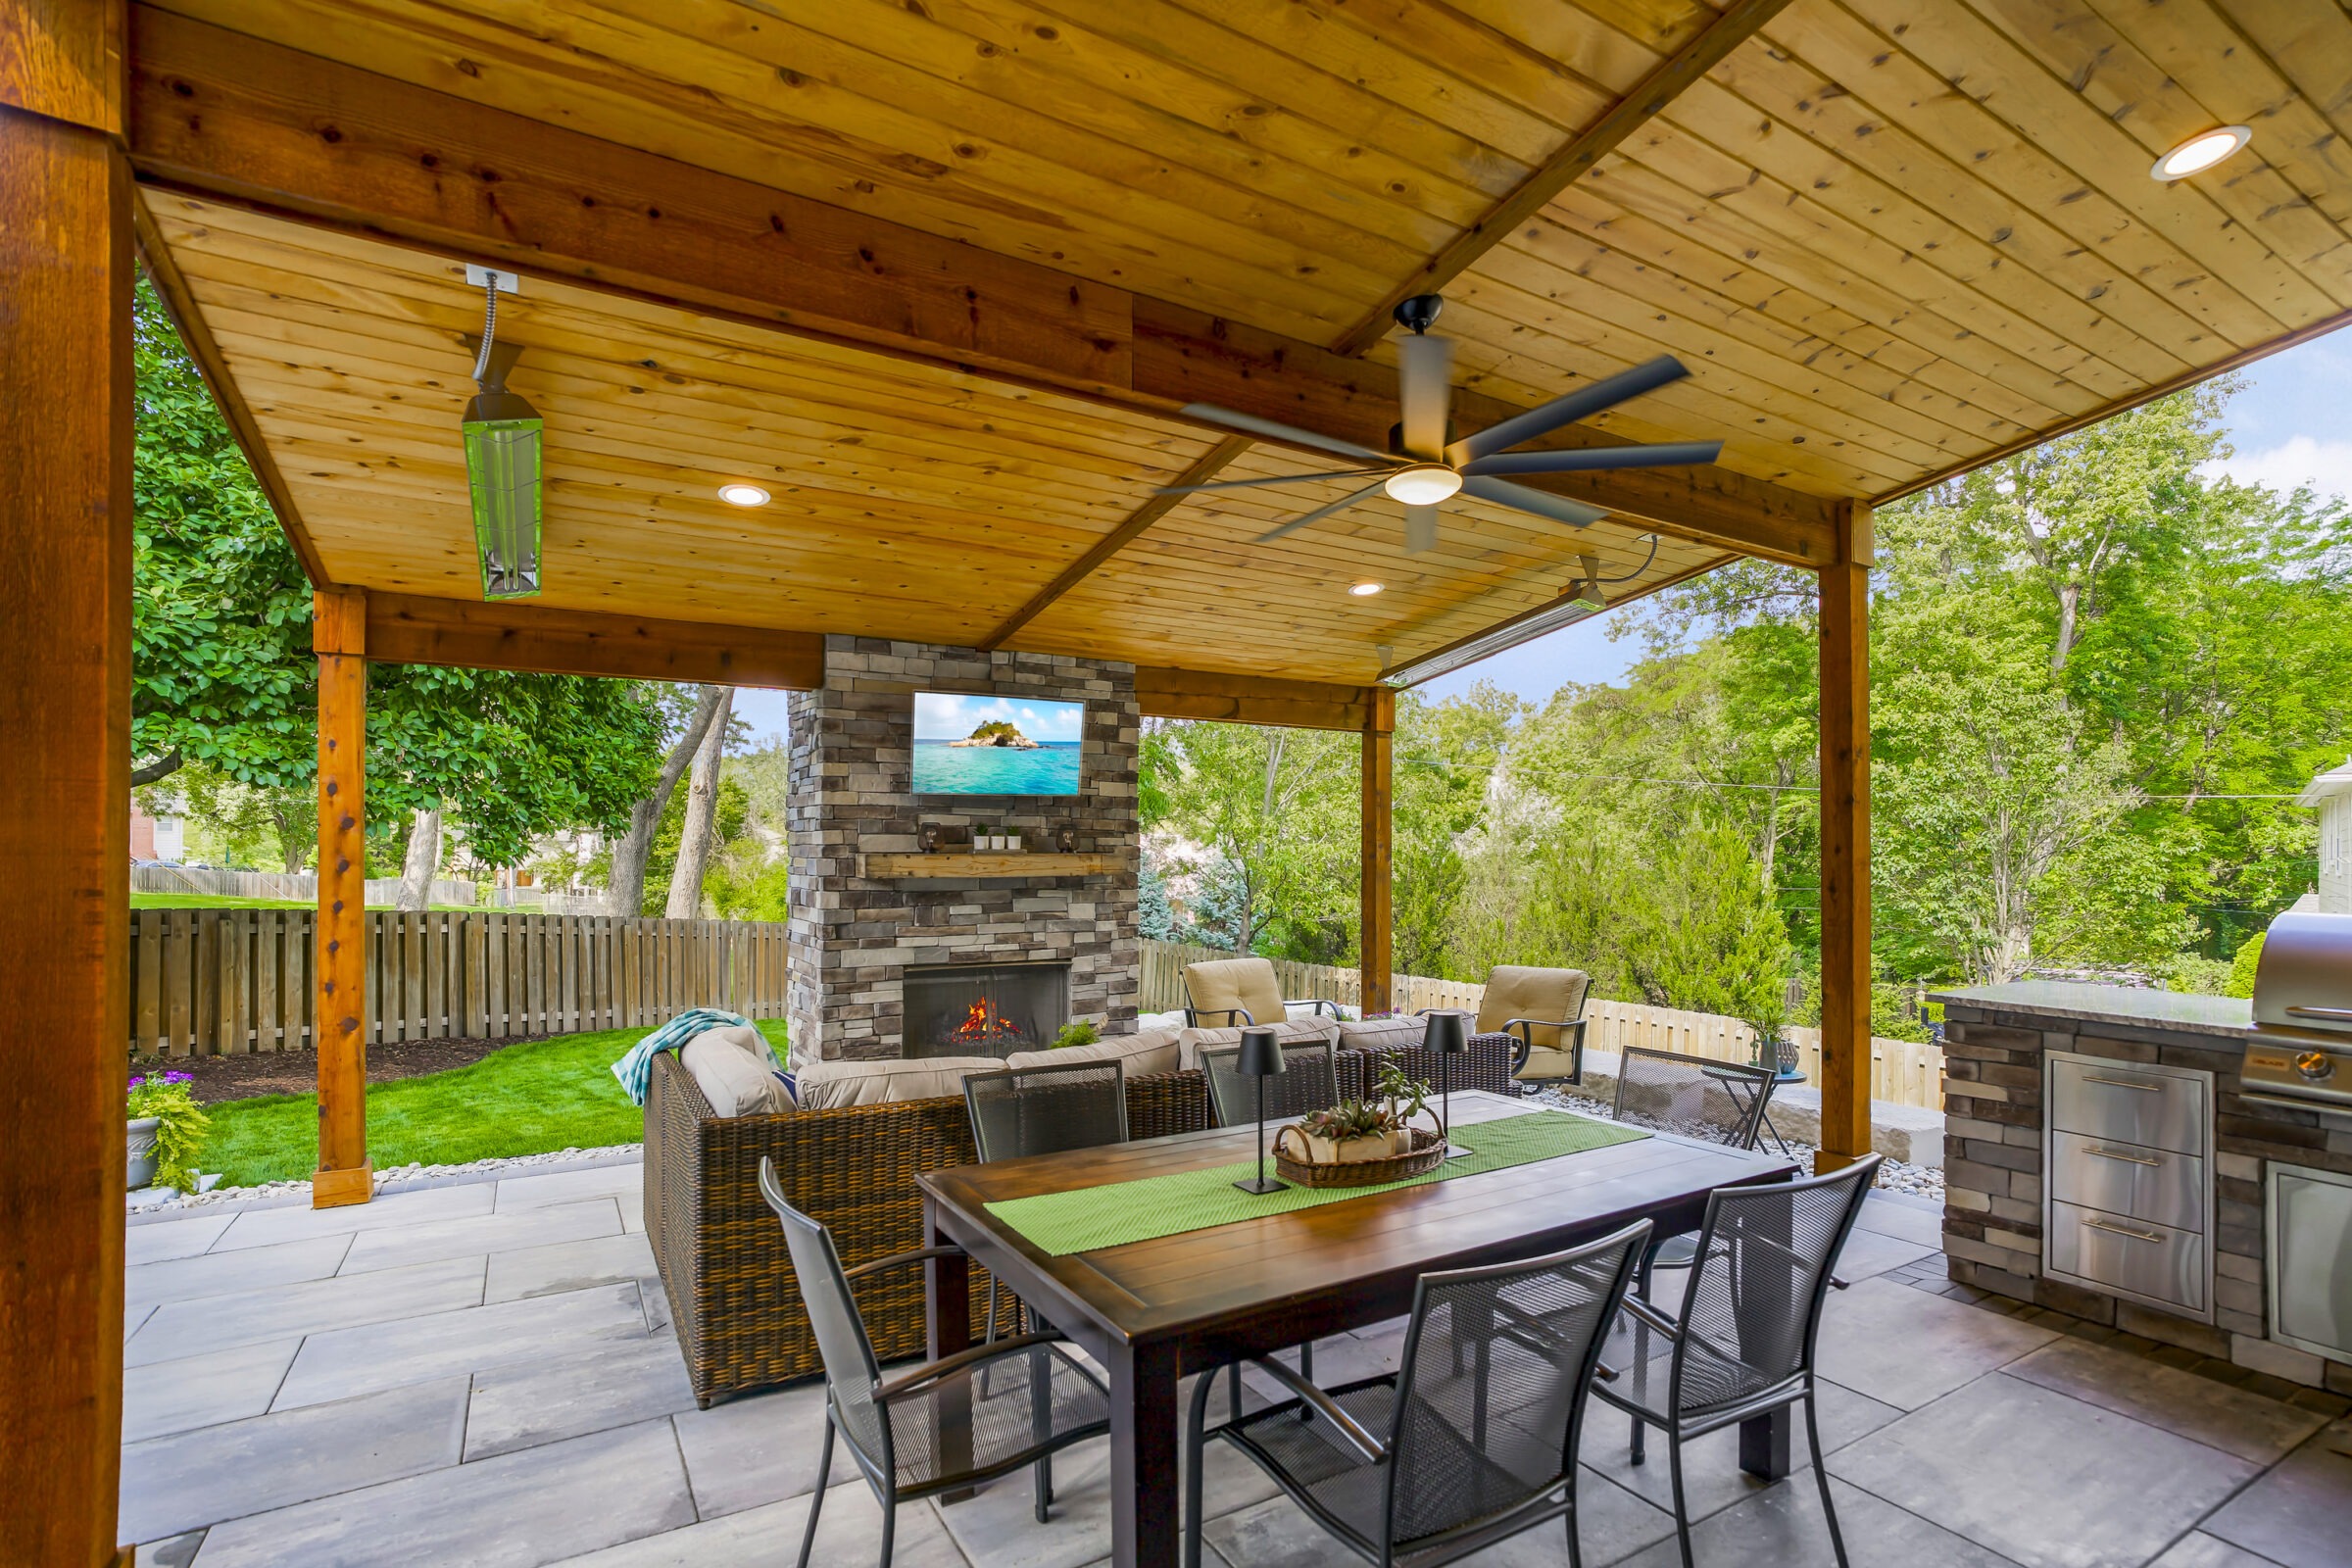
[131,276,671,866]
[1145,720,1357,956]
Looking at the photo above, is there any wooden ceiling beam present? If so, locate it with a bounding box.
[1133,667,1382,732]
[123,5,1838,571]
[1328,0,1796,358]
[364,592,824,688]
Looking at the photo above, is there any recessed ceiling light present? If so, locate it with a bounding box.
[1382,464,1462,506]
[1348,580,1383,597]
[2152,125,2250,181]
[717,483,770,507]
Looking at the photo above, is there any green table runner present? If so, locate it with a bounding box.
[985,1110,1648,1256]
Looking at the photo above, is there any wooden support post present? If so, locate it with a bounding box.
[0,2,135,1558]
[313,586,372,1206]
[1360,689,1396,1017]
[1816,501,1873,1174]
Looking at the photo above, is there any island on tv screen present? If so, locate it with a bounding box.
[911,692,1085,796]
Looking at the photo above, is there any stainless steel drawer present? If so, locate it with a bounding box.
[2048,1200,2207,1315]
[2050,1131,2207,1233]
[2049,1055,2208,1156]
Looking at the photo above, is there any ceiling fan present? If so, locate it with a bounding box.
[1161,294,1722,554]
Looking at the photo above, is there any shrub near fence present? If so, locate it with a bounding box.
[1138,940,1944,1111]
[129,907,789,1057]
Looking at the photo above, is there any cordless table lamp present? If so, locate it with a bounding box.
[1422,1008,1474,1158]
[1232,1024,1289,1195]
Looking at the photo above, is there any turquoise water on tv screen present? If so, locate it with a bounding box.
[911,741,1083,796]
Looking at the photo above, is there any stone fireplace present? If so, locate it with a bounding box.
[786,638,1141,1063]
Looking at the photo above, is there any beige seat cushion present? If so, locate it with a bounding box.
[1183,958,1287,1029]
[1335,1015,1429,1053]
[701,1021,784,1072]
[1476,967,1590,1051]
[1004,1027,1181,1079]
[681,1029,794,1118]
[794,1055,1004,1110]
[1177,1017,1338,1072]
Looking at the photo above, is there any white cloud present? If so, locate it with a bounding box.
[2202,435,2352,505]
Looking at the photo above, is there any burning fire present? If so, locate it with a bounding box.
[953,998,1018,1043]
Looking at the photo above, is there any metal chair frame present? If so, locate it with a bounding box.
[757,1158,1112,1568]
[1588,1155,1885,1568]
[1608,1047,1780,1294]
[1198,1037,1343,1128]
[1184,1220,1653,1568]
[1498,1012,1591,1086]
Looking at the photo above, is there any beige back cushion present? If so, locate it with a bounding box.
[1474,966,1590,1049]
[702,1021,782,1072]
[1177,1016,1339,1072]
[1184,958,1286,1029]
[794,1055,1004,1110]
[681,1030,793,1118]
[1004,1027,1181,1079]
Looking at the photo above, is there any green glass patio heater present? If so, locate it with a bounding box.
[462,270,543,600]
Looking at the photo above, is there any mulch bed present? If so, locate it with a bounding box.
[153,1036,543,1104]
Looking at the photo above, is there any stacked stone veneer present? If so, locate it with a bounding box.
[1942,1001,2352,1395]
[786,638,1141,1062]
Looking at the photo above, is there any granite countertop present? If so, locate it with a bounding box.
[1929,980,2256,1041]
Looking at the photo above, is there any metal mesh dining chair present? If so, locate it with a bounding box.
[757,1157,1111,1567]
[1200,1037,1343,1127]
[1608,1048,1779,1293]
[1184,1219,1652,1568]
[1588,1155,1884,1568]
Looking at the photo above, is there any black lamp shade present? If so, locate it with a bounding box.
[1236,1025,1287,1078]
[1422,1009,1471,1054]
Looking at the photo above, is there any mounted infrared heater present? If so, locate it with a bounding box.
[460,265,543,601]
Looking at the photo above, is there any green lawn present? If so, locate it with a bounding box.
[201,1017,793,1187]
[132,893,479,911]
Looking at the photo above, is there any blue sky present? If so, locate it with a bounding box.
[733,327,2352,736]
[910,691,1084,744]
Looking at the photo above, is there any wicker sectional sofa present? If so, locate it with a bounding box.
[644,1036,1518,1405]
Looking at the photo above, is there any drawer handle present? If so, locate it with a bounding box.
[2286,1005,2352,1023]
[2084,1145,2163,1167]
[2082,1074,2162,1092]
[2082,1216,2166,1244]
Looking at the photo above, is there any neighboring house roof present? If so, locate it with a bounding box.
[2299,757,2352,808]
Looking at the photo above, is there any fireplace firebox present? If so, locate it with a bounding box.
[903,962,1070,1059]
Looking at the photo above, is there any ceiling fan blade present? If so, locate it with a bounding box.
[1396,334,1453,460]
[1404,504,1439,555]
[1461,440,1723,478]
[1253,480,1388,544]
[1154,467,1390,496]
[1446,356,1692,465]
[1461,474,1608,529]
[1180,403,1389,464]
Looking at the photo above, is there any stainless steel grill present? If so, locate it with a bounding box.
[2239,911,2352,1116]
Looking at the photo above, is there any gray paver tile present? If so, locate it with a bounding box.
[338,1197,621,1275]
[209,1181,496,1251]
[186,1417,695,1568]
[2007,1337,2324,1465]
[125,1256,485,1366]
[1607,1476,2023,1568]
[465,1334,697,1461]
[119,1376,466,1543]
[670,1377,832,1518]
[126,1235,351,1314]
[483,1228,660,1305]
[2149,1534,2293,1568]
[1830,1224,1937,1282]
[935,1429,1279,1568]
[2200,1416,2352,1568]
[543,1481,964,1568]
[272,1279,650,1409]
[122,1339,300,1444]
[1582,1378,1902,1521]
[495,1160,643,1212]
[126,1213,235,1266]
[1853,1195,1945,1249]
[125,1301,156,1343]
[1200,1465,1670,1568]
[1815,1276,2057,1410]
[1829,1373,2257,1568]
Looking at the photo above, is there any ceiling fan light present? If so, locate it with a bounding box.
[1383,464,1461,506]
[2152,125,2250,180]
[717,482,770,508]
[1348,580,1383,597]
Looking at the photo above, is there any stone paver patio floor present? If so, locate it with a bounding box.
[122,1162,2352,1568]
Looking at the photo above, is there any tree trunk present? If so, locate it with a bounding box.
[665,687,734,918]
[609,684,727,916]
[2052,581,2081,673]
[397,808,442,911]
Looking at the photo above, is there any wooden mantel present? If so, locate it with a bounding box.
[860,852,1124,881]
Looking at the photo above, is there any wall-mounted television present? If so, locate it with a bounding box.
[911,691,1084,796]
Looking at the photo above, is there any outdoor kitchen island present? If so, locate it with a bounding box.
[1935,979,2352,1398]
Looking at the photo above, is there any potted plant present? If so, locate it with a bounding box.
[1374,1058,1435,1152]
[126,1069,210,1194]
[1743,1001,1796,1080]
[1292,1100,1399,1164]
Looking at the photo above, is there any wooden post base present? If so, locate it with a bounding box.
[311,1163,375,1209]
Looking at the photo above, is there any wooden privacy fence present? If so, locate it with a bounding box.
[1138,941,1944,1110]
[130,908,789,1057]
[132,864,479,906]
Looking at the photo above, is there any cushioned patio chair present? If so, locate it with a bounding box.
[759,1158,1112,1567]
[1185,1219,1652,1568]
[1474,965,1591,1088]
[1182,956,1343,1029]
[1590,1155,1883,1568]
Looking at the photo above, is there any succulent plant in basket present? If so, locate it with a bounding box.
[1374,1058,1434,1133]
[1295,1099,1403,1164]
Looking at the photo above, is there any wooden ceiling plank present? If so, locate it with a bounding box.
[978,436,1252,652]
[2217,1,2352,155]
[1330,0,1796,355]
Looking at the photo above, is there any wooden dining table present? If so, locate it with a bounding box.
[915,1090,1803,1568]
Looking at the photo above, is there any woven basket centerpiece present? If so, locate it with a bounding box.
[1272,1116,1446,1188]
